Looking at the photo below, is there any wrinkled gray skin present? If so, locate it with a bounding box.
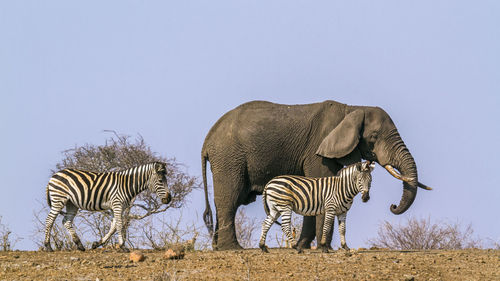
[202,100,426,250]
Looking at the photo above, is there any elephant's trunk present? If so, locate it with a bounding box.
[379,129,419,215]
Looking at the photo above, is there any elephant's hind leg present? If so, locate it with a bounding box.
[212,171,247,250]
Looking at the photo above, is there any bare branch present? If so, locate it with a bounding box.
[367,216,482,250]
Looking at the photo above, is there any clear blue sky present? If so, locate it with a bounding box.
[1,1,499,250]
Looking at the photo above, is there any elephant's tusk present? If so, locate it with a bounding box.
[417,182,433,190]
[384,165,433,190]
[384,165,415,183]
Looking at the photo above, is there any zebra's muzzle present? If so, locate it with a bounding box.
[162,193,172,204]
[361,191,370,202]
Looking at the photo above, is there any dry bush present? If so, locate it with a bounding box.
[34,131,198,250]
[138,212,212,251]
[367,216,482,250]
[0,216,21,251]
[32,206,80,250]
[235,207,260,248]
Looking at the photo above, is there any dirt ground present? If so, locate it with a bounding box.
[1,248,499,280]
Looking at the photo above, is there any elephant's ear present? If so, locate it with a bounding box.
[316,109,364,159]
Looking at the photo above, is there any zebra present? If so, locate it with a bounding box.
[259,161,375,253]
[44,162,172,252]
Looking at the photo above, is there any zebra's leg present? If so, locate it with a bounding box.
[320,209,335,253]
[338,213,350,251]
[112,205,129,252]
[91,216,116,249]
[259,208,280,253]
[43,201,65,252]
[279,208,298,253]
[62,202,85,251]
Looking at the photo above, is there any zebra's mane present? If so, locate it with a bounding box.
[65,162,161,175]
[114,162,161,175]
[336,162,361,178]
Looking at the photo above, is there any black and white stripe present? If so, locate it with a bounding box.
[259,161,375,253]
[44,162,171,252]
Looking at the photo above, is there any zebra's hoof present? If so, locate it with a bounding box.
[118,246,130,253]
[91,242,100,249]
[44,243,53,252]
[296,247,303,254]
[341,244,350,251]
[259,244,269,253]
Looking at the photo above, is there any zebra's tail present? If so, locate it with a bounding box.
[46,184,52,209]
[202,150,214,238]
[262,187,281,226]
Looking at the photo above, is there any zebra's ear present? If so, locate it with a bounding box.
[356,162,363,171]
[369,162,376,171]
[316,110,364,159]
[361,161,375,172]
[155,162,166,173]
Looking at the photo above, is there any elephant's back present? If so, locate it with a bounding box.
[201,99,345,158]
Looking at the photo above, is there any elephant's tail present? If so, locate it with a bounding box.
[262,187,282,226]
[202,151,214,238]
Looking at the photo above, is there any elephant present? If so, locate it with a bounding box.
[202,100,431,250]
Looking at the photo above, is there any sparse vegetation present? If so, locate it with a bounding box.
[0,216,20,251]
[33,131,198,250]
[139,212,211,251]
[235,207,260,248]
[367,216,482,250]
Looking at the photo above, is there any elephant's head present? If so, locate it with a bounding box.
[316,106,431,214]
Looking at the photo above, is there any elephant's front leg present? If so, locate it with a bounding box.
[338,213,349,251]
[296,216,315,249]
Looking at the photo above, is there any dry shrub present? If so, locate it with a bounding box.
[367,216,482,250]
[32,207,80,250]
[34,131,198,250]
[138,212,211,251]
[235,207,260,248]
[0,216,21,251]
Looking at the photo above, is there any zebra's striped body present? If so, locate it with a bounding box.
[44,162,171,252]
[259,161,375,253]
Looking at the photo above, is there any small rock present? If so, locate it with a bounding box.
[130,251,145,262]
[164,245,185,260]
[404,275,415,281]
[70,257,79,262]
